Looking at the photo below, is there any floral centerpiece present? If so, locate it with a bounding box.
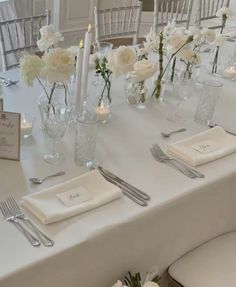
[20,25,75,164]
[112,269,161,287]
[144,24,194,99]
[20,25,75,106]
[125,48,158,106]
[211,6,234,74]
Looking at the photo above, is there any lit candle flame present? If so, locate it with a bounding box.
[88,24,92,32]
[79,40,84,49]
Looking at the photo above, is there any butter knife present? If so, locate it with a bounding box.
[98,166,151,201]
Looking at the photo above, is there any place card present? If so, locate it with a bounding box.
[192,140,221,154]
[57,186,92,207]
[0,111,20,161]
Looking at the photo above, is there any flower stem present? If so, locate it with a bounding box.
[170,57,176,82]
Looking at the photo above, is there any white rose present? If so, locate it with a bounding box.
[20,54,44,86]
[37,24,64,52]
[178,48,201,65]
[143,282,160,287]
[216,6,234,18]
[40,48,74,83]
[167,32,188,54]
[127,59,158,82]
[202,28,216,43]
[107,46,136,77]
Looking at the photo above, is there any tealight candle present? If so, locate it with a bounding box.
[223,66,236,79]
[21,114,34,138]
[95,106,110,122]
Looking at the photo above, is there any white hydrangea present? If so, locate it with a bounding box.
[37,24,64,52]
[163,21,176,38]
[40,48,75,83]
[20,54,44,86]
[144,27,160,52]
[143,282,160,287]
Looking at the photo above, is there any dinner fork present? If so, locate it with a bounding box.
[0,201,41,247]
[6,197,54,247]
[152,144,205,178]
[150,146,197,179]
[0,76,18,87]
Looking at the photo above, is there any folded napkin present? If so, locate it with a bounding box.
[167,127,236,167]
[22,170,122,224]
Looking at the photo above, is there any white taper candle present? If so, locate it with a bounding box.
[74,40,84,114]
[81,24,92,102]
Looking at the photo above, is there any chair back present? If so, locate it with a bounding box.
[0,10,50,71]
[198,0,230,28]
[94,2,142,46]
[153,0,194,32]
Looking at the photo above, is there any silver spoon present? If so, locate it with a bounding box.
[161,128,186,138]
[29,171,66,184]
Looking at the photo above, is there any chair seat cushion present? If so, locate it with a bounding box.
[168,232,236,287]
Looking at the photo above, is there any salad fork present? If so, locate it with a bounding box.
[150,146,197,179]
[6,196,54,247]
[0,201,41,247]
[152,144,205,178]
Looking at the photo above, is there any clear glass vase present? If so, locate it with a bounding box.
[194,80,223,126]
[38,90,71,165]
[124,77,148,108]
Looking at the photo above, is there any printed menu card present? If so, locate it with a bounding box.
[0,111,20,161]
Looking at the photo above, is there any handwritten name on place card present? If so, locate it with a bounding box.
[0,112,20,161]
[57,187,92,207]
[192,140,221,154]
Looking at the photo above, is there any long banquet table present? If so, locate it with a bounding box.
[1,67,236,287]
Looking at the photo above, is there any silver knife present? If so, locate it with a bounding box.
[98,168,148,206]
[208,122,236,136]
[98,166,151,201]
[101,172,148,206]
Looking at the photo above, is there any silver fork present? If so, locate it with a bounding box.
[0,201,41,247]
[6,197,54,247]
[150,146,197,179]
[152,144,205,178]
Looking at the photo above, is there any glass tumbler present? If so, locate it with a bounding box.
[74,117,97,167]
[194,80,223,126]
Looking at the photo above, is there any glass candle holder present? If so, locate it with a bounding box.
[194,80,223,126]
[21,113,34,139]
[74,117,97,167]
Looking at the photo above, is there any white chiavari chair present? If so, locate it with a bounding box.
[153,0,194,32]
[94,1,142,47]
[196,0,231,28]
[168,232,236,287]
[0,10,50,71]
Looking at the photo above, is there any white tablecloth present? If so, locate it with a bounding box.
[0,68,236,287]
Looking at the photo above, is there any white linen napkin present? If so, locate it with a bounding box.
[167,127,236,167]
[22,170,122,224]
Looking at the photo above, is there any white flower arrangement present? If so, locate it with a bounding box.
[111,268,160,287]
[20,25,75,105]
